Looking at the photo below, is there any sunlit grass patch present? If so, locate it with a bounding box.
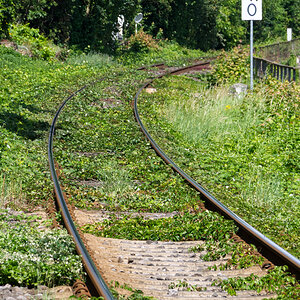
[66,52,114,67]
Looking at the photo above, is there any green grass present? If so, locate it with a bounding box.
[82,211,237,242]
[0,175,26,209]
[53,77,202,213]
[117,39,215,67]
[213,266,299,299]
[0,45,119,206]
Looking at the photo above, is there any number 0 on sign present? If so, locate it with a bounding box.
[242,0,262,20]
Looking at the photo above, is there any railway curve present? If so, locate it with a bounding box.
[48,60,299,299]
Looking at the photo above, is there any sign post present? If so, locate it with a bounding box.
[242,0,262,90]
[134,13,143,34]
[287,28,292,42]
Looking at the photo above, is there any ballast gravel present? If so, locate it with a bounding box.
[0,284,73,300]
[0,284,48,300]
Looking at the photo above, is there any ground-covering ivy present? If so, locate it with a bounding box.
[2,40,298,297]
[134,48,299,298]
[0,45,119,206]
[81,211,237,241]
[53,75,202,213]
[109,281,157,300]
[213,266,300,299]
[0,209,84,287]
[190,241,264,270]
[82,211,264,271]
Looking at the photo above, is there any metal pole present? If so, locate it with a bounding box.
[250,20,254,90]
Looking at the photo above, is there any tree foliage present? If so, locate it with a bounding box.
[0,0,299,52]
[0,0,15,38]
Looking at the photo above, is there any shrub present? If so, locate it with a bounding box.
[125,30,159,53]
[0,0,15,38]
[209,45,250,85]
[9,24,56,60]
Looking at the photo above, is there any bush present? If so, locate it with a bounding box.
[124,30,159,53]
[0,0,15,38]
[9,24,57,60]
[209,45,250,85]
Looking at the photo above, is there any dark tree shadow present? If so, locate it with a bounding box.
[0,112,49,140]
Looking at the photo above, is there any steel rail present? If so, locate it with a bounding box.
[133,63,300,274]
[48,83,115,300]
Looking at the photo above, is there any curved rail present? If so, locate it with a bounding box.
[48,83,114,300]
[133,62,300,274]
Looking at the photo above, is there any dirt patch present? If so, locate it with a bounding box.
[77,179,104,188]
[1,40,32,56]
[74,209,179,226]
[90,98,123,109]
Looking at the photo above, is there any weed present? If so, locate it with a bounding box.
[0,210,84,286]
[213,266,300,299]
[81,211,237,242]
[0,174,26,209]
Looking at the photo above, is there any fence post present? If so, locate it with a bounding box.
[284,67,287,81]
[295,67,300,82]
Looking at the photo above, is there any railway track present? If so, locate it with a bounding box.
[48,60,299,299]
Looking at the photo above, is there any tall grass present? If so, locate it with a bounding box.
[154,82,297,215]
[96,159,136,197]
[162,86,266,145]
[66,52,114,67]
[0,174,26,209]
[140,77,299,255]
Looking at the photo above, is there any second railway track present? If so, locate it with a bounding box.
[48,60,299,299]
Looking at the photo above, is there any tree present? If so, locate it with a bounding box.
[140,0,173,38]
[284,0,300,36]
[253,0,288,41]
[0,0,15,38]
[216,0,246,49]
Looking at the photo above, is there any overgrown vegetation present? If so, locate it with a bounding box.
[8,24,58,60]
[82,211,237,241]
[0,16,298,297]
[137,47,299,258]
[0,210,84,287]
[109,281,157,300]
[208,45,250,84]
[117,33,209,66]
[213,266,299,299]
[0,44,118,206]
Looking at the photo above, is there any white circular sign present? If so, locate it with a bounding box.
[134,13,143,24]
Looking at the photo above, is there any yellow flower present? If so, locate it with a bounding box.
[225,105,231,110]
